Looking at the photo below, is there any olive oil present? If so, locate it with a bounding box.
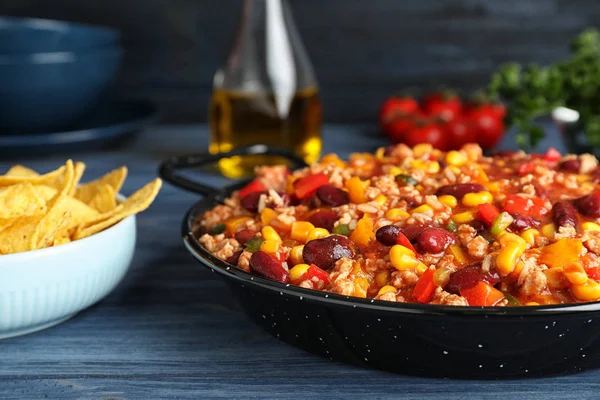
[209,87,322,178]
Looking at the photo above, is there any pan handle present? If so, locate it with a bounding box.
[158,144,308,196]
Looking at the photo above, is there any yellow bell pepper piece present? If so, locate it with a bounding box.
[538,238,582,269]
[350,214,375,247]
[345,176,368,204]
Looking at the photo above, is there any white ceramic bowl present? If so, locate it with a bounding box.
[0,212,136,339]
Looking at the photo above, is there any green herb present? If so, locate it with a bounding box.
[503,292,522,307]
[332,224,350,236]
[446,220,458,233]
[489,29,600,148]
[244,237,264,253]
[209,223,226,235]
[395,174,418,186]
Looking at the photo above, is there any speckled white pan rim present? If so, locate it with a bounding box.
[0,194,132,266]
[183,235,600,317]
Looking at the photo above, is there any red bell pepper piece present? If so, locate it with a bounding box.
[543,147,561,162]
[477,202,499,227]
[239,179,267,199]
[503,194,548,218]
[460,281,505,306]
[517,162,536,176]
[396,232,418,256]
[293,173,329,199]
[585,267,600,282]
[413,268,436,303]
[305,264,330,282]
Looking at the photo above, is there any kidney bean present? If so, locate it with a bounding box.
[533,183,549,199]
[435,183,486,200]
[561,159,581,172]
[384,145,396,156]
[266,193,291,209]
[552,201,578,228]
[376,225,401,246]
[249,251,290,283]
[302,234,355,271]
[470,220,486,233]
[400,224,429,242]
[307,210,338,231]
[416,227,456,254]
[226,250,243,265]
[491,150,517,157]
[240,191,267,213]
[316,184,350,207]
[508,214,541,233]
[574,193,600,219]
[235,229,256,245]
[446,265,501,295]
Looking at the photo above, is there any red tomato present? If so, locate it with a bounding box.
[412,268,436,303]
[444,118,477,150]
[293,173,328,199]
[239,179,266,199]
[477,203,500,227]
[403,122,448,150]
[423,93,462,122]
[305,264,330,282]
[517,162,536,176]
[379,96,420,128]
[467,107,506,150]
[396,232,419,256]
[384,114,422,143]
[543,147,561,163]
[503,194,548,218]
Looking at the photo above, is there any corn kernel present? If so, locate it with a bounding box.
[521,228,540,246]
[289,245,305,266]
[572,279,600,301]
[525,302,540,306]
[411,160,440,174]
[389,167,404,176]
[306,228,329,242]
[462,191,493,207]
[498,232,527,248]
[377,285,397,296]
[390,246,419,271]
[260,239,280,254]
[385,208,410,222]
[496,242,525,275]
[446,150,467,166]
[260,207,278,225]
[261,226,282,242]
[354,277,369,298]
[438,195,458,208]
[413,143,433,157]
[473,166,489,183]
[375,270,390,287]
[449,166,462,175]
[485,181,501,193]
[289,263,311,282]
[290,221,315,242]
[375,147,386,161]
[375,194,387,205]
[564,263,588,285]
[541,223,556,239]
[452,211,476,224]
[411,204,434,215]
[582,222,600,232]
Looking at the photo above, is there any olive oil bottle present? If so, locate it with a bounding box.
[209,0,322,178]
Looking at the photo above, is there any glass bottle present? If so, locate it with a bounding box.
[209,0,322,178]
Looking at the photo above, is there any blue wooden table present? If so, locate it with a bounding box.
[0,124,595,400]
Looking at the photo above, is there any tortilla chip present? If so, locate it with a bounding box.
[53,235,71,246]
[0,182,47,219]
[32,198,73,250]
[68,162,86,197]
[88,184,117,213]
[75,166,127,205]
[32,185,58,202]
[74,178,162,240]
[5,165,39,177]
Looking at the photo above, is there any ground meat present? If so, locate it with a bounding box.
[198,234,241,262]
[375,291,397,302]
[391,270,418,289]
[430,287,469,306]
[201,205,234,228]
[255,165,288,191]
[237,250,252,272]
[584,231,600,255]
[457,224,477,247]
[555,225,577,239]
[579,153,598,174]
[329,258,355,296]
[520,268,549,297]
[467,236,489,259]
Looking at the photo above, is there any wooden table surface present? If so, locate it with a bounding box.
[1,124,597,400]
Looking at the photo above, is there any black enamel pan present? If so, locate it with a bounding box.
[159,145,600,379]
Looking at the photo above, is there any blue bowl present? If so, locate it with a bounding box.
[0,17,119,54]
[0,46,123,132]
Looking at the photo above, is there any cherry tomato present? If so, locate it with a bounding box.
[403,122,448,150]
[423,93,462,122]
[444,118,477,150]
[379,96,420,129]
[467,107,505,150]
[384,112,424,143]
